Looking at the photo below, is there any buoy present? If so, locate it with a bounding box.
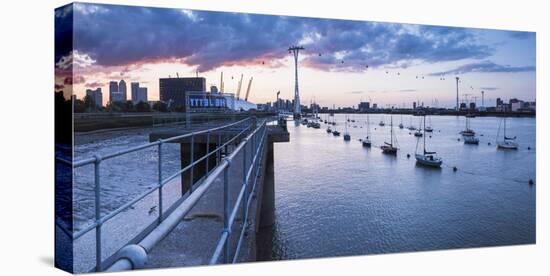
[488,142,491,145]
[527,146,531,150]
[453,166,458,172]
[407,153,410,158]
[529,179,534,185]
[429,136,432,138]
[457,138,460,141]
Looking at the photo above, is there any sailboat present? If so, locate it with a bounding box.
[407,117,416,131]
[379,116,385,126]
[343,115,351,141]
[414,118,423,137]
[381,115,398,154]
[332,116,341,136]
[460,116,475,136]
[425,116,433,132]
[497,117,518,150]
[398,114,404,129]
[415,115,443,167]
[363,114,372,147]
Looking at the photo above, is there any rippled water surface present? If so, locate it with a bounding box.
[267,114,535,260]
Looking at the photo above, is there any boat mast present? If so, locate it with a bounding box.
[390,115,394,146]
[367,114,370,137]
[503,117,507,139]
[423,115,427,154]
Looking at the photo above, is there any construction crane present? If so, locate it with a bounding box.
[219,72,224,93]
[245,77,253,101]
[236,74,244,99]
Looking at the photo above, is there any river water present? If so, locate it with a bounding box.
[68,114,535,270]
[264,114,535,260]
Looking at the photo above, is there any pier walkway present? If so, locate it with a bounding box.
[56,116,289,273]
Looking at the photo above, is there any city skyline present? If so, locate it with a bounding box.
[55,3,536,108]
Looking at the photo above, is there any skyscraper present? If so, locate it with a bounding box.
[85,88,103,107]
[109,81,118,103]
[119,79,127,102]
[131,82,139,103]
[136,87,148,103]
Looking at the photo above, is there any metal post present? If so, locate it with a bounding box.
[206,131,210,175]
[189,135,194,193]
[223,164,230,263]
[242,140,247,230]
[94,154,103,272]
[158,141,163,222]
[217,133,221,163]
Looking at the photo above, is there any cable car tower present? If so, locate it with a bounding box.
[289,45,304,120]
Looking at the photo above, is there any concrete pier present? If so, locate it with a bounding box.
[143,119,289,267]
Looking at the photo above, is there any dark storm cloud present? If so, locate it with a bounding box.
[429,60,535,76]
[71,3,497,72]
[55,4,74,64]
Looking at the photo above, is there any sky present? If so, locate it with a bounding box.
[55,3,536,108]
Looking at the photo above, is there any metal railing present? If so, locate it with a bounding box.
[57,116,269,272]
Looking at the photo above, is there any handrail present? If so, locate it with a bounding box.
[106,119,268,272]
[69,118,256,242]
[56,117,267,271]
[57,115,273,272]
[68,117,254,168]
[210,124,268,264]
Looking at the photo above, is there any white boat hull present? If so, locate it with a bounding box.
[415,154,442,167]
[497,141,518,150]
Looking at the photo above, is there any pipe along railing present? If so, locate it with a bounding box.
[58,116,270,272]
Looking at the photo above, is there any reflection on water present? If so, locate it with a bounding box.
[264,114,535,260]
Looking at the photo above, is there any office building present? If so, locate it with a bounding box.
[109,81,118,103]
[131,82,148,103]
[85,88,103,107]
[159,77,206,108]
[119,79,127,102]
[358,102,370,111]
